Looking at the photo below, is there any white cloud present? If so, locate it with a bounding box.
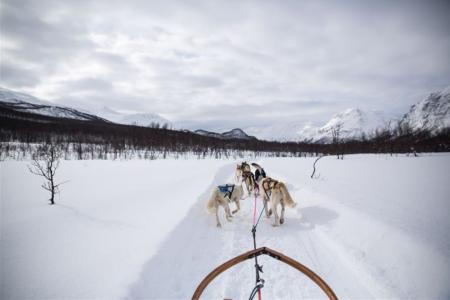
[1,0,449,130]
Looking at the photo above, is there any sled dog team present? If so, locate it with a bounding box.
[206,162,297,227]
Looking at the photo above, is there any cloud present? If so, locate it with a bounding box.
[1,0,449,130]
[0,61,42,87]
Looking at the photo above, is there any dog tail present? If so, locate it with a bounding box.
[251,162,262,169]
[206,189,218,213]
[279,182,297,208]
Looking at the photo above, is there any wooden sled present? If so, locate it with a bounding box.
[192,246,338,299]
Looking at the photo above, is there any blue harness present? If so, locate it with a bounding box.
[218,184,235,200]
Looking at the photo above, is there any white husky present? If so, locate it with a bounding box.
[206,177,244,227]
[258,177,297,226]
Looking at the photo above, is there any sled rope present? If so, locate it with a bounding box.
[249,192,267,300]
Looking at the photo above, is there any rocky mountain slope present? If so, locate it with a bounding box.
[0,87,107,122]
[0,87,170,127]
[399,86,450,133]
[194,128,257,140]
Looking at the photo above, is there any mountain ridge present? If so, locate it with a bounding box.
[1,86,449,143]
[399,86,450,133]
[194,128,257,140]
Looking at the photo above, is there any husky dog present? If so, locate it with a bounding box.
[258,177,296,226]
[236,162,256,197]
[241,170,256,197]
[206,180,244,227]
[251,162,267,183]
[236,162,251,175]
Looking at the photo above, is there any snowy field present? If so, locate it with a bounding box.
[1,154,450,299]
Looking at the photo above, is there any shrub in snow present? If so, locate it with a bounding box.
[28,143,64,205]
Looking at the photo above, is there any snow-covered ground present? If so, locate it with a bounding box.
[1,154,449,299]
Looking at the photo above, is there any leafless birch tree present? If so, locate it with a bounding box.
[28,143,63,205]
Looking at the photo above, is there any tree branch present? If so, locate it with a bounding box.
[311,155,324,179]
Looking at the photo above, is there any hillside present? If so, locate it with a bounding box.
[194,128,257,140]
[0,87,107,123]
[400,86,450,133]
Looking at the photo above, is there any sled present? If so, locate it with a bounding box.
[192,246,338,299]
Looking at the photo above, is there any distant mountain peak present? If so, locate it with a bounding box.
[0,87,107,122]
[298,108,392,143]
[194,128,257,140]
[400,86,450,133]
[91,106,171,128]
[0,87,171,127]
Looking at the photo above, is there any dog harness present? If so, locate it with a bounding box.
[241,170,256,190]
[218,184,235,200]
[261,177,279,197]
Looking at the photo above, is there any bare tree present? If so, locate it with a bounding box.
[331,123,343,159]
[28,143,64,205]
[311,155,324,178]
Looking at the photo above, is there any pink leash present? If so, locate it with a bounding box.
[252,190,262,300]
[253,193,258,226]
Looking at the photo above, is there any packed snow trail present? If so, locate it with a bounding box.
[127,154,450,299]
[126,164,387,299]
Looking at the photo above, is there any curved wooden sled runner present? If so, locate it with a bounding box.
[192,246,338,299]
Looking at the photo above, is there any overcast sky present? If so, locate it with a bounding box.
[1,0,450,130]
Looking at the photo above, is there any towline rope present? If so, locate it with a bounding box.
[249,187,268,300]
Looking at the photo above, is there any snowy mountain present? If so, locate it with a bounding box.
[240,110,394,143]
[3,85,448,142]
[399,86,450,134]
[298,108,394,143]
[244,122,304,142]
[194,128,257,140]
[239,108,395,143]
[246,87,450,142]
[0,87,107,122]
[94,106,171,128]
[0,87,171,127]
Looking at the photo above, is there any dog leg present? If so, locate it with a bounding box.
[225,204,232,221]
[264,198,271,217]
[232,198,240,214]
[280,202,285,224]
[215,206,221,227]
[272,201,280,226]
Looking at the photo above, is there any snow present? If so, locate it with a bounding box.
[194,128,256,140]
[0,87,52,106]
[95,106,171,127]
[298,108,394,143]
[0,87,105,122]
[244,122,305,142]
[401,87,450,133]
[243,108,395,142]
[0,87,170,126]
[1,154,450,299]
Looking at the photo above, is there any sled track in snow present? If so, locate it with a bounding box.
[126,162,396,299]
